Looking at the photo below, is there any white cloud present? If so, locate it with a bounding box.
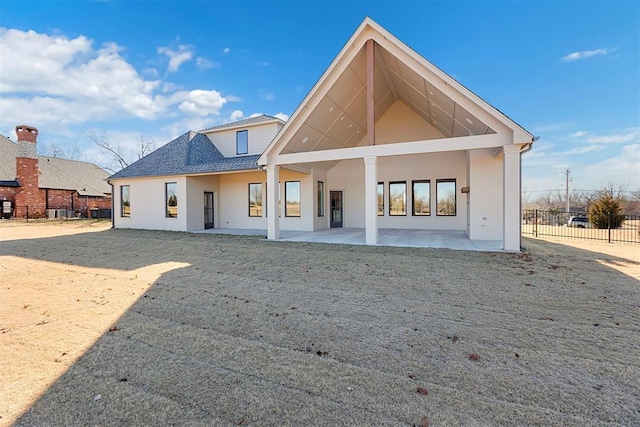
[175,89,227,117]
[585,144,640,185]
[561,47,617,62]
[196,57,218,69]
[225,94,242,102]
[259,90,275,101]
[230,110,244,121]
[570,131,588,138]
[248,113,263,118]
[586,128,640,144]
[158,44,194,72]
[0,28,232,133]
[273,112,289,122]
[223,47,230,54]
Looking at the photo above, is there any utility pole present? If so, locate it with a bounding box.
[565,169,571,213]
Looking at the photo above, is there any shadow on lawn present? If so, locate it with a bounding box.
[3,229,640,425]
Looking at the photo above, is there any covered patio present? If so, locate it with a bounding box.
[194,227,503,252]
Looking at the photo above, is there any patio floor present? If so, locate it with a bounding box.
[194,227,504,252]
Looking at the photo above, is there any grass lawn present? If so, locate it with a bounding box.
[1,222,638,425]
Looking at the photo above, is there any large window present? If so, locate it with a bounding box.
[389,181,406,216]
[377,182,384,216]
[436,179,456,216]
[317,181,324,217]
[236,130,248,155]
[285,181,300,217]
[120,185,130,217]
[412,180,431,216]
[249,183,263,217]
[165,182,177,218]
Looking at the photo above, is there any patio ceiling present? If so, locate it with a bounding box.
[280,43,496,171]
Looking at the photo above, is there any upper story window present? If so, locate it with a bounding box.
[236,130,248,155]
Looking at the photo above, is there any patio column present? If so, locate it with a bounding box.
[266,164,280,240]
[364,156,378,245]
[503,145,521,251]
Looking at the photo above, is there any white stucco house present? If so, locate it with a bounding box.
[109,18,535,251]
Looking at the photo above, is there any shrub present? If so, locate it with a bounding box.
[588,194,625,229]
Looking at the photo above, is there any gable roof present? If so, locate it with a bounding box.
[0,134,111,196]
[198,114,284,133]
[259,17,533,167]
[109,132,260,179]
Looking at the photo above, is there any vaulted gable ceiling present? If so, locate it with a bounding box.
[260,18,532,172]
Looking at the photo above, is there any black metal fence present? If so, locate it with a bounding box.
[1,206,112,222]
[522,210,640,244]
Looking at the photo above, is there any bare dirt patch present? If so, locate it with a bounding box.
[1,222,638,425]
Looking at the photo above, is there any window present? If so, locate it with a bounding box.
[165,182,177,218]
[377,182,384,216]
[120,185,130,217]
[389,181,406,216]
[317,181,324,217]
[285,181,300,217]
[249,183,263,217]
[236,130,248,155]
[436,179,456,216]
[412,180,430,216]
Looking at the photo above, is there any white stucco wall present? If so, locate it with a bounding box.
[467,149,504,240]
[204,122,283,158]
[328,152,468,230]
[113,176,188,231]
[185,175,219,231]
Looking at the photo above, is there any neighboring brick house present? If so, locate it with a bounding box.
[0,125,112,219]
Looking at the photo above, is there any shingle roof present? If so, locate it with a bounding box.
[0,134,111,196]
[198,114,284,133]
[109,132,261,179]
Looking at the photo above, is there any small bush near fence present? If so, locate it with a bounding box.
[522,210,639,244]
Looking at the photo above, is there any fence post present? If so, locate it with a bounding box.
[608,212,612,244]
[26,206,29,223]
[534,210,538,237]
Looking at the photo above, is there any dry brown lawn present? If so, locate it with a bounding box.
[1,221,638,426]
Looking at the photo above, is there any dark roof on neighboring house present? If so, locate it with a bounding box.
[109,132,261,179]
[0,134,111,196]
[198,114,284,133]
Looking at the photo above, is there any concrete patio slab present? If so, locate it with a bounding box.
[193,227,504,252]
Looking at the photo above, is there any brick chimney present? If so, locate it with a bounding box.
[15,125,44,214]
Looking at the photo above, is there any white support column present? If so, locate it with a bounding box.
[364,156,378,245]
[503,145,521,252]
[266,164,280,240]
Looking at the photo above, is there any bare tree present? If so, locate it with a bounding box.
[86,129,156,173]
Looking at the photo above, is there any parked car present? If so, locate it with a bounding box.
[567,216,592,228]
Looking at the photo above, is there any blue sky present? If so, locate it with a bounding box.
[1,0,638,195]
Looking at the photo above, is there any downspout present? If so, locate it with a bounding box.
[519,137,538,250]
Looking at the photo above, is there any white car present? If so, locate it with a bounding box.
[567,216,591,228]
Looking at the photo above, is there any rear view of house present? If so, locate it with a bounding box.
[108,18,535,251]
